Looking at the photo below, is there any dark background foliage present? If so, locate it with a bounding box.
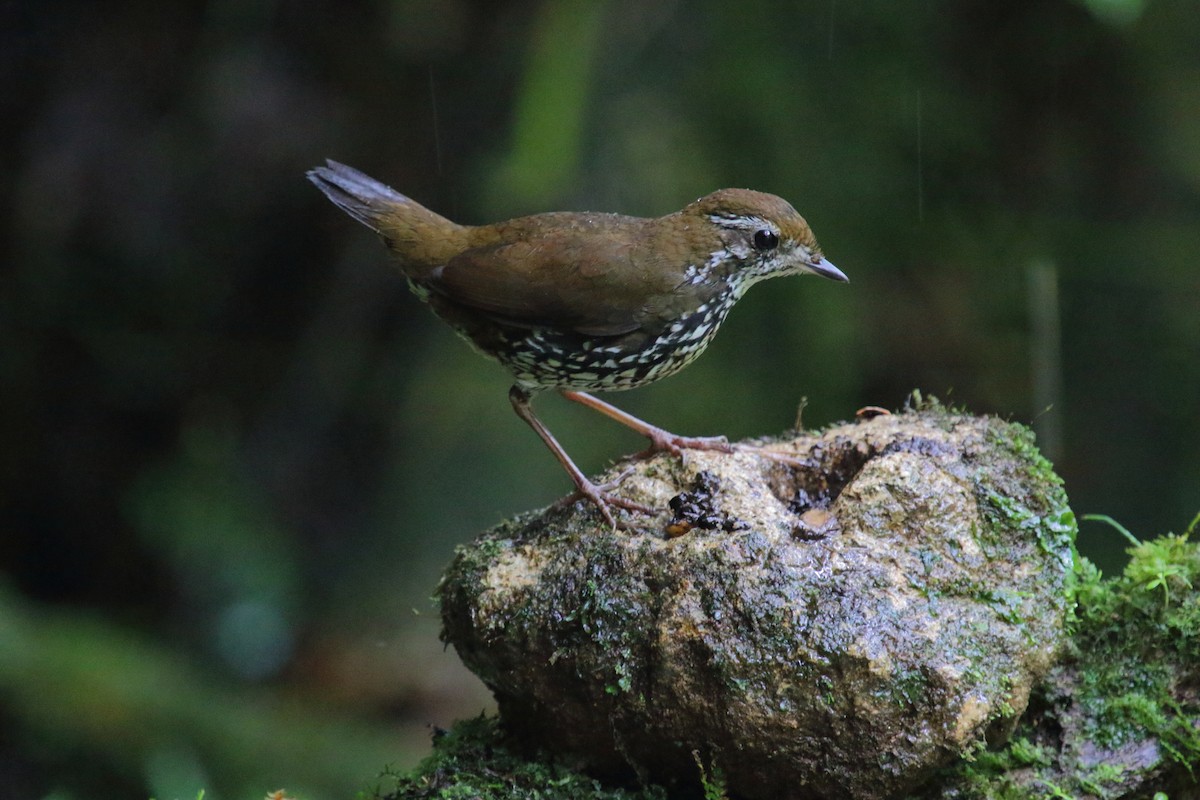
[2,0,1197,797]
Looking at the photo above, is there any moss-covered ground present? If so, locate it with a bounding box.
[372,715,670,800]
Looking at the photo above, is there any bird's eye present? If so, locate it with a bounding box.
[752,229,779,251]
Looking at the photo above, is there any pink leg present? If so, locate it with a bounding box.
[510,387,655,526]
[560,390,731,457]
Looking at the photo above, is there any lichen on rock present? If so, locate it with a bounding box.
[438,406,1077,799]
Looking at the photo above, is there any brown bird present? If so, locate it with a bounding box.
[308,161,847,526]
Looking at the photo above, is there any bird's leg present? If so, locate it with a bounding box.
[559,390,731,458]
[562,390,816,468]
[510,386,655,527]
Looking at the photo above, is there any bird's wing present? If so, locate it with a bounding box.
[425,229,656,337]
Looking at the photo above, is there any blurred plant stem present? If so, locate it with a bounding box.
[483,0,608,213]
[1028,259,1063,465]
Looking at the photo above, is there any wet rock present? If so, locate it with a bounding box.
[438,408,1077,799]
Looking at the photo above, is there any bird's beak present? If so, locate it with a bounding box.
[805,256,849,283]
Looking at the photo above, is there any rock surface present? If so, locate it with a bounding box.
[438,408,1077,799]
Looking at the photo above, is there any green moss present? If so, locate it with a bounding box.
[691,750,729,800]
[1005,736,1051,768]
[923,515,1200,799]
[375,715,666,800]
[979,422,1077,566]
[556,535,659,699]
[904,390,974,418]
[1074,519,1200,766]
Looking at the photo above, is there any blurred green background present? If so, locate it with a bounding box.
[2,0,1198,797]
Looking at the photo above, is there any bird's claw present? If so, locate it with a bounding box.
[554,467,656,529]
[639,431,731,459]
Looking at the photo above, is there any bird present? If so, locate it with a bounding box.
[307,160,847,526]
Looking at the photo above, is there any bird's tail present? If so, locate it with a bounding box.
[306,160,423,233]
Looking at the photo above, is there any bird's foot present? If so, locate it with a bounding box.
[638,429,731,459]
[552,467,657,529]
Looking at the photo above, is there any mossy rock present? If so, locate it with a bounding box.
[438,407,1077,799]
